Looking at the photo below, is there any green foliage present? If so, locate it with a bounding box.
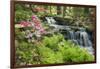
[16,31,94,65]
[37,46,64,64]
[42,33,64,50]
[15,10,32,23]
[16,41,39,65]
[15,4,33,23]
[35,34,94,64]
[15,28,25,41]
[58,45,94,62]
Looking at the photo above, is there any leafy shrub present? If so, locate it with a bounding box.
[15,4,33,23]
[15,10,32,23]
[42,33,64,50]
[15,28,25,41]
[35,34,94,64]
[16,33,94,65]
[36,46,64,64]
[58,45,94,62]
[16,41,39,65]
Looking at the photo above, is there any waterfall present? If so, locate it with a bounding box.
[79,31,92,47]
[68,30,75,40]
[66,28,92,47]
[45,17,56,25]
[67,28,93,54]
[45,17,93,54]
[45,17,52,25]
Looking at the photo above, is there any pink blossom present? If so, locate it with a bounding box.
[32,15,37,20]
[32,15,46,34]
[39,27,46,34]
[20,21,31,27]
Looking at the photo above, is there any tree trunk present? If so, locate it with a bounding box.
[50,6,52,14]
[57,6,62,15]
[63,6,66,18]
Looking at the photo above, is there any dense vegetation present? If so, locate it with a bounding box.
[16,32,94,65]
[15,4,95,66]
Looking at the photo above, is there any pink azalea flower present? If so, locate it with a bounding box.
[32,15,37,20]
[39,28,46,34]
[20,21,31,27]
[32,15,46,34]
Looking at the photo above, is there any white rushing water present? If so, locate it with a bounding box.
[45,17,94,55]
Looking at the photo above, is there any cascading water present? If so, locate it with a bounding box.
[67,28,93,54]
[45,17,94,54]
[78,29,93,54]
